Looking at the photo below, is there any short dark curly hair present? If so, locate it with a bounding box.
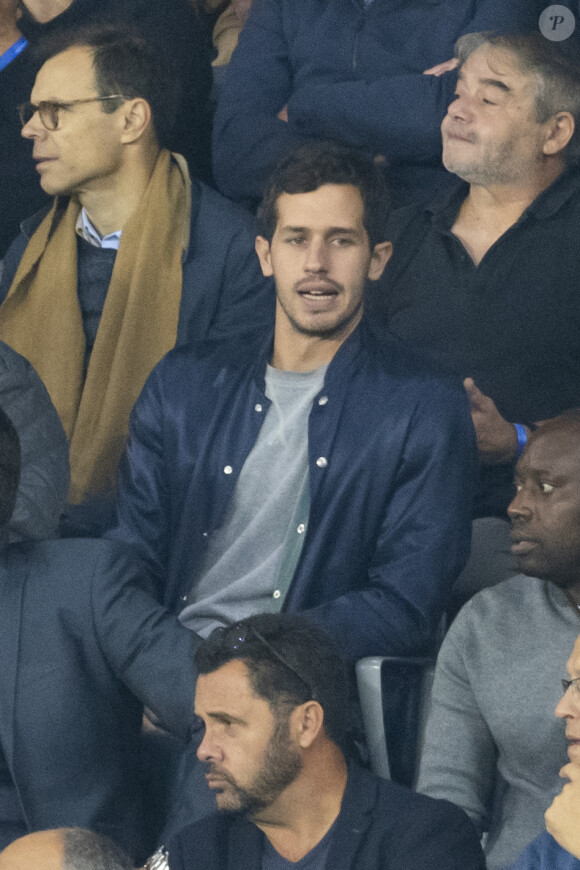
[258,141,391,247]
[196,614,350,749]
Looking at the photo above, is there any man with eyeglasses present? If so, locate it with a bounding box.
[0,24,273,536]
[417,412,580,869]
[145,613,486,870]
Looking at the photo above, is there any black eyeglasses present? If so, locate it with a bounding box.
[215,622,316,701]
[562,677,580,696]
[18,95,125,131]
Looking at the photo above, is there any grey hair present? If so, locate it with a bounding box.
[62,829,133,870]
[455,31,580,162]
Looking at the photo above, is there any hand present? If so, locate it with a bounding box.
[277,105,288,122]
[545,762,580,859]
[423,58,459,77]
[463,378,519,464]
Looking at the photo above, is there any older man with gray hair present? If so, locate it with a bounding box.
[371,30,580,608]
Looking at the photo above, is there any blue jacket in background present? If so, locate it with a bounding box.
[213,0,544,208]
[110,321,476,661]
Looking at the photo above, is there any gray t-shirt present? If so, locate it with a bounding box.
[179,364,327,636]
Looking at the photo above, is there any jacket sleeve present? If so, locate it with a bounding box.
[212,0,306,201]
[286,0,542,160]
[286,73,453,161]
[302,378,476,659]
[90,541,198,741]
[107,366,172,601]
[416,606,497,835]
[212,0,544,202]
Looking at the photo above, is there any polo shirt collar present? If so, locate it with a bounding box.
[424,164,580,232]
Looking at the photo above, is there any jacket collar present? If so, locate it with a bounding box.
[250,319,368,393]
[223,762,378,870]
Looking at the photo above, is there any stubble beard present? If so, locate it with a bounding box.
[208,715,303,817]
[278,286,364,342]
[443,134,534,188]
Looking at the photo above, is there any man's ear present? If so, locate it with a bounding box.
[291,701,325,749]
[542,112,575,157]
[367,240,393,281]
[255,235,274,277]
[120,98,152,144]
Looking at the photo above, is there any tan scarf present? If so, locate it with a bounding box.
[0,149,191,503]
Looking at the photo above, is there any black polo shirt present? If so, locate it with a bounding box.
[369,166,580,516]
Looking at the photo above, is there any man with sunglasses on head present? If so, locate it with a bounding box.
[145,614,485,870]
[0,24,273,536]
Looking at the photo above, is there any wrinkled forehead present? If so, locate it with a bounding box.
[460,44,540,101]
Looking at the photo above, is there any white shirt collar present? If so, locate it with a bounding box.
[75,208,122,250]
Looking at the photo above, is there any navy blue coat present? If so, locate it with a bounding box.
[212,0,544,207]
[165,762,486,870]
[0,539,196,857]
[110,321,475,660]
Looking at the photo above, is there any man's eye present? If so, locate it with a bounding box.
[332,237,353,246]
[286,236,304,245]
[540,482,554,494]
[482,98,496,106]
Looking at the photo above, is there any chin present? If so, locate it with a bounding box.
[40,180,68,197]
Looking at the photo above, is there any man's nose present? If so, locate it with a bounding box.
[197,729,220,763]
[304,239,328,272]
[507,487,532,521]
[21,110,45,140]
[446,92,473,123]
[555,686,577,720]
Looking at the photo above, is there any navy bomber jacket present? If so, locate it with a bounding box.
[110,321,476,661]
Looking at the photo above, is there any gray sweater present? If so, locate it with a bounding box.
[417,575,580,870]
